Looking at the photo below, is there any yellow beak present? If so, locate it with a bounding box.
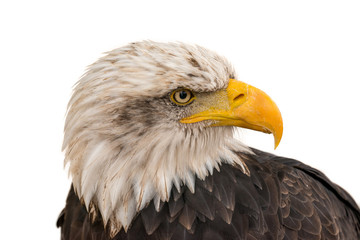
[180,79,283,149]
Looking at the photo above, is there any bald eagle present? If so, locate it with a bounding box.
[57,41,360,240]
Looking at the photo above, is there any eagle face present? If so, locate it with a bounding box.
[63,41,282,235]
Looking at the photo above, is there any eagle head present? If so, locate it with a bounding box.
[62,41,282,235]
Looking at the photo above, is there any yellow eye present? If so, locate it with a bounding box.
[170,89,195,105]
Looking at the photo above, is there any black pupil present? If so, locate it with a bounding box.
[179,91,188,99]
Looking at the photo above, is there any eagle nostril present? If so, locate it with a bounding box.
[234,93,245,101]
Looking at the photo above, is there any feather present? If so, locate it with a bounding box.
[213,199,233,224]
[198,174,214,193]
[185,187,214,220]
[313,200,333,226]
[283,216,302,231]
[201,229,224,240]
[140,202,165,235]
[289,194,314,217]
[212,175,235,210]
[301,211,322,235]
[264,176,280,215]
[284,228,298,240]
[178,204,196,230]
[172,187,184,202]
[235,183,261,215]
[325,221,340,236]
[297,229,321,240]
[154,220,176,240]
[228,213,249,240]
[280,195,291,218]
[168,196,184,218]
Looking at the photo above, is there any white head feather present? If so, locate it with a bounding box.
[63,41,251,235]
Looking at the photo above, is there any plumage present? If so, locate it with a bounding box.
[58,41,360,239]
[58,150,360,239]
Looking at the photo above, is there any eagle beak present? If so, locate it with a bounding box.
[180,79,283,149]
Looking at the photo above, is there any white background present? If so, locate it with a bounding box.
[1,1,359,239]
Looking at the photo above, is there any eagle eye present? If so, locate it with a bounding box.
[170,89,195,105]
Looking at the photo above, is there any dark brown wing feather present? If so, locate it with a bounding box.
[57,149,360,239]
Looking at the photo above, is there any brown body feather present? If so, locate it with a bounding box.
[57,149,360,240]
